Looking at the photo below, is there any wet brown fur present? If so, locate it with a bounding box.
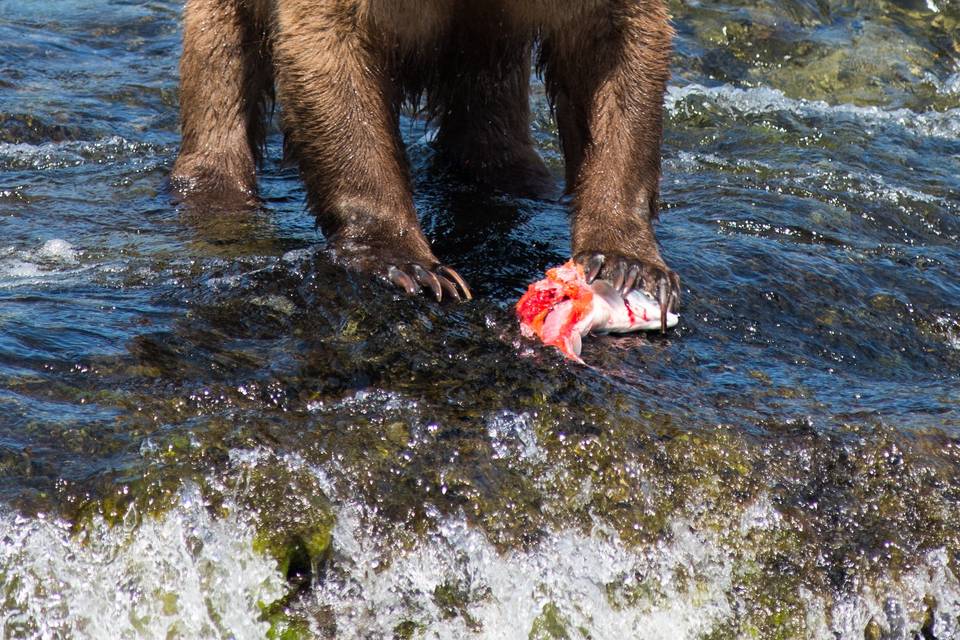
[172,0,676,299]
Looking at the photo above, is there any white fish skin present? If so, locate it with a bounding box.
[587,280,679,334]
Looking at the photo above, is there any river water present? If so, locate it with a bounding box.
[1,1,959,638]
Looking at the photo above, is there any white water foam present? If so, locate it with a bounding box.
[227,448,740,639]
[0,484,285,639]
[306,495,960,639]
[36,238,79,263]
[666,83,960,140]
[667,151,954,217]
[3,449,960,640]
[802,548,960,640]
[941,72,960,96]
[936,316,960,351]
[279,439,960,640]
[0,239,87,286]
[0,137,164,171]
[486,410,543,463]
[312,501,736,640]
[0,238,240,293]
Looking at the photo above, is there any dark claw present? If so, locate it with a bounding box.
[388,266,418,295]
[574,252,678,329]
[610,262,627,292]
[668,272,681,314]
[437,275,461,302]
[658,277,669,333]
[438,265,473,300]
[585,254,604,283]
[413,264,443,302]
[622,265,640,296]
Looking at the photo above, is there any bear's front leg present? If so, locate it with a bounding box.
[272,2,470,301]
[543,2,678,326]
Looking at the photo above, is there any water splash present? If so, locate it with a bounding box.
[666,84,960,139]
[0,484,285,639]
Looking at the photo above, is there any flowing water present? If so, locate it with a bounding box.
[1,0,960,638]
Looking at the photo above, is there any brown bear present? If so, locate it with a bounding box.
[171,0,679,315]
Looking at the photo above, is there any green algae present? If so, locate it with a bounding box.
[668,0,960,111]
[232,453,335,581]
[392,620,426,640]
[433,580,487,631]
[864,618,883,640]
[263,607,313,640]
[529,603,571,640]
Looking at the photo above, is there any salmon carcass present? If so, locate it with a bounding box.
[516,261,679,361]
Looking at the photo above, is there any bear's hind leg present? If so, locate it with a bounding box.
[172,0,271,206]
[431,15,556,200]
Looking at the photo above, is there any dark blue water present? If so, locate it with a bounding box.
[1,1,960,638]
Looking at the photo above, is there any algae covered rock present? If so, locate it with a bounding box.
[668,0,960,110]
[232,451,336,582]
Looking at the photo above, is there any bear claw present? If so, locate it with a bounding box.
[574,252,680,332]
[388,263,471,302]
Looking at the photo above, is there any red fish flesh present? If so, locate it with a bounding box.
[516,261,679,361]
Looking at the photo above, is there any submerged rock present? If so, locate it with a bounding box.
[669,0,960,110]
